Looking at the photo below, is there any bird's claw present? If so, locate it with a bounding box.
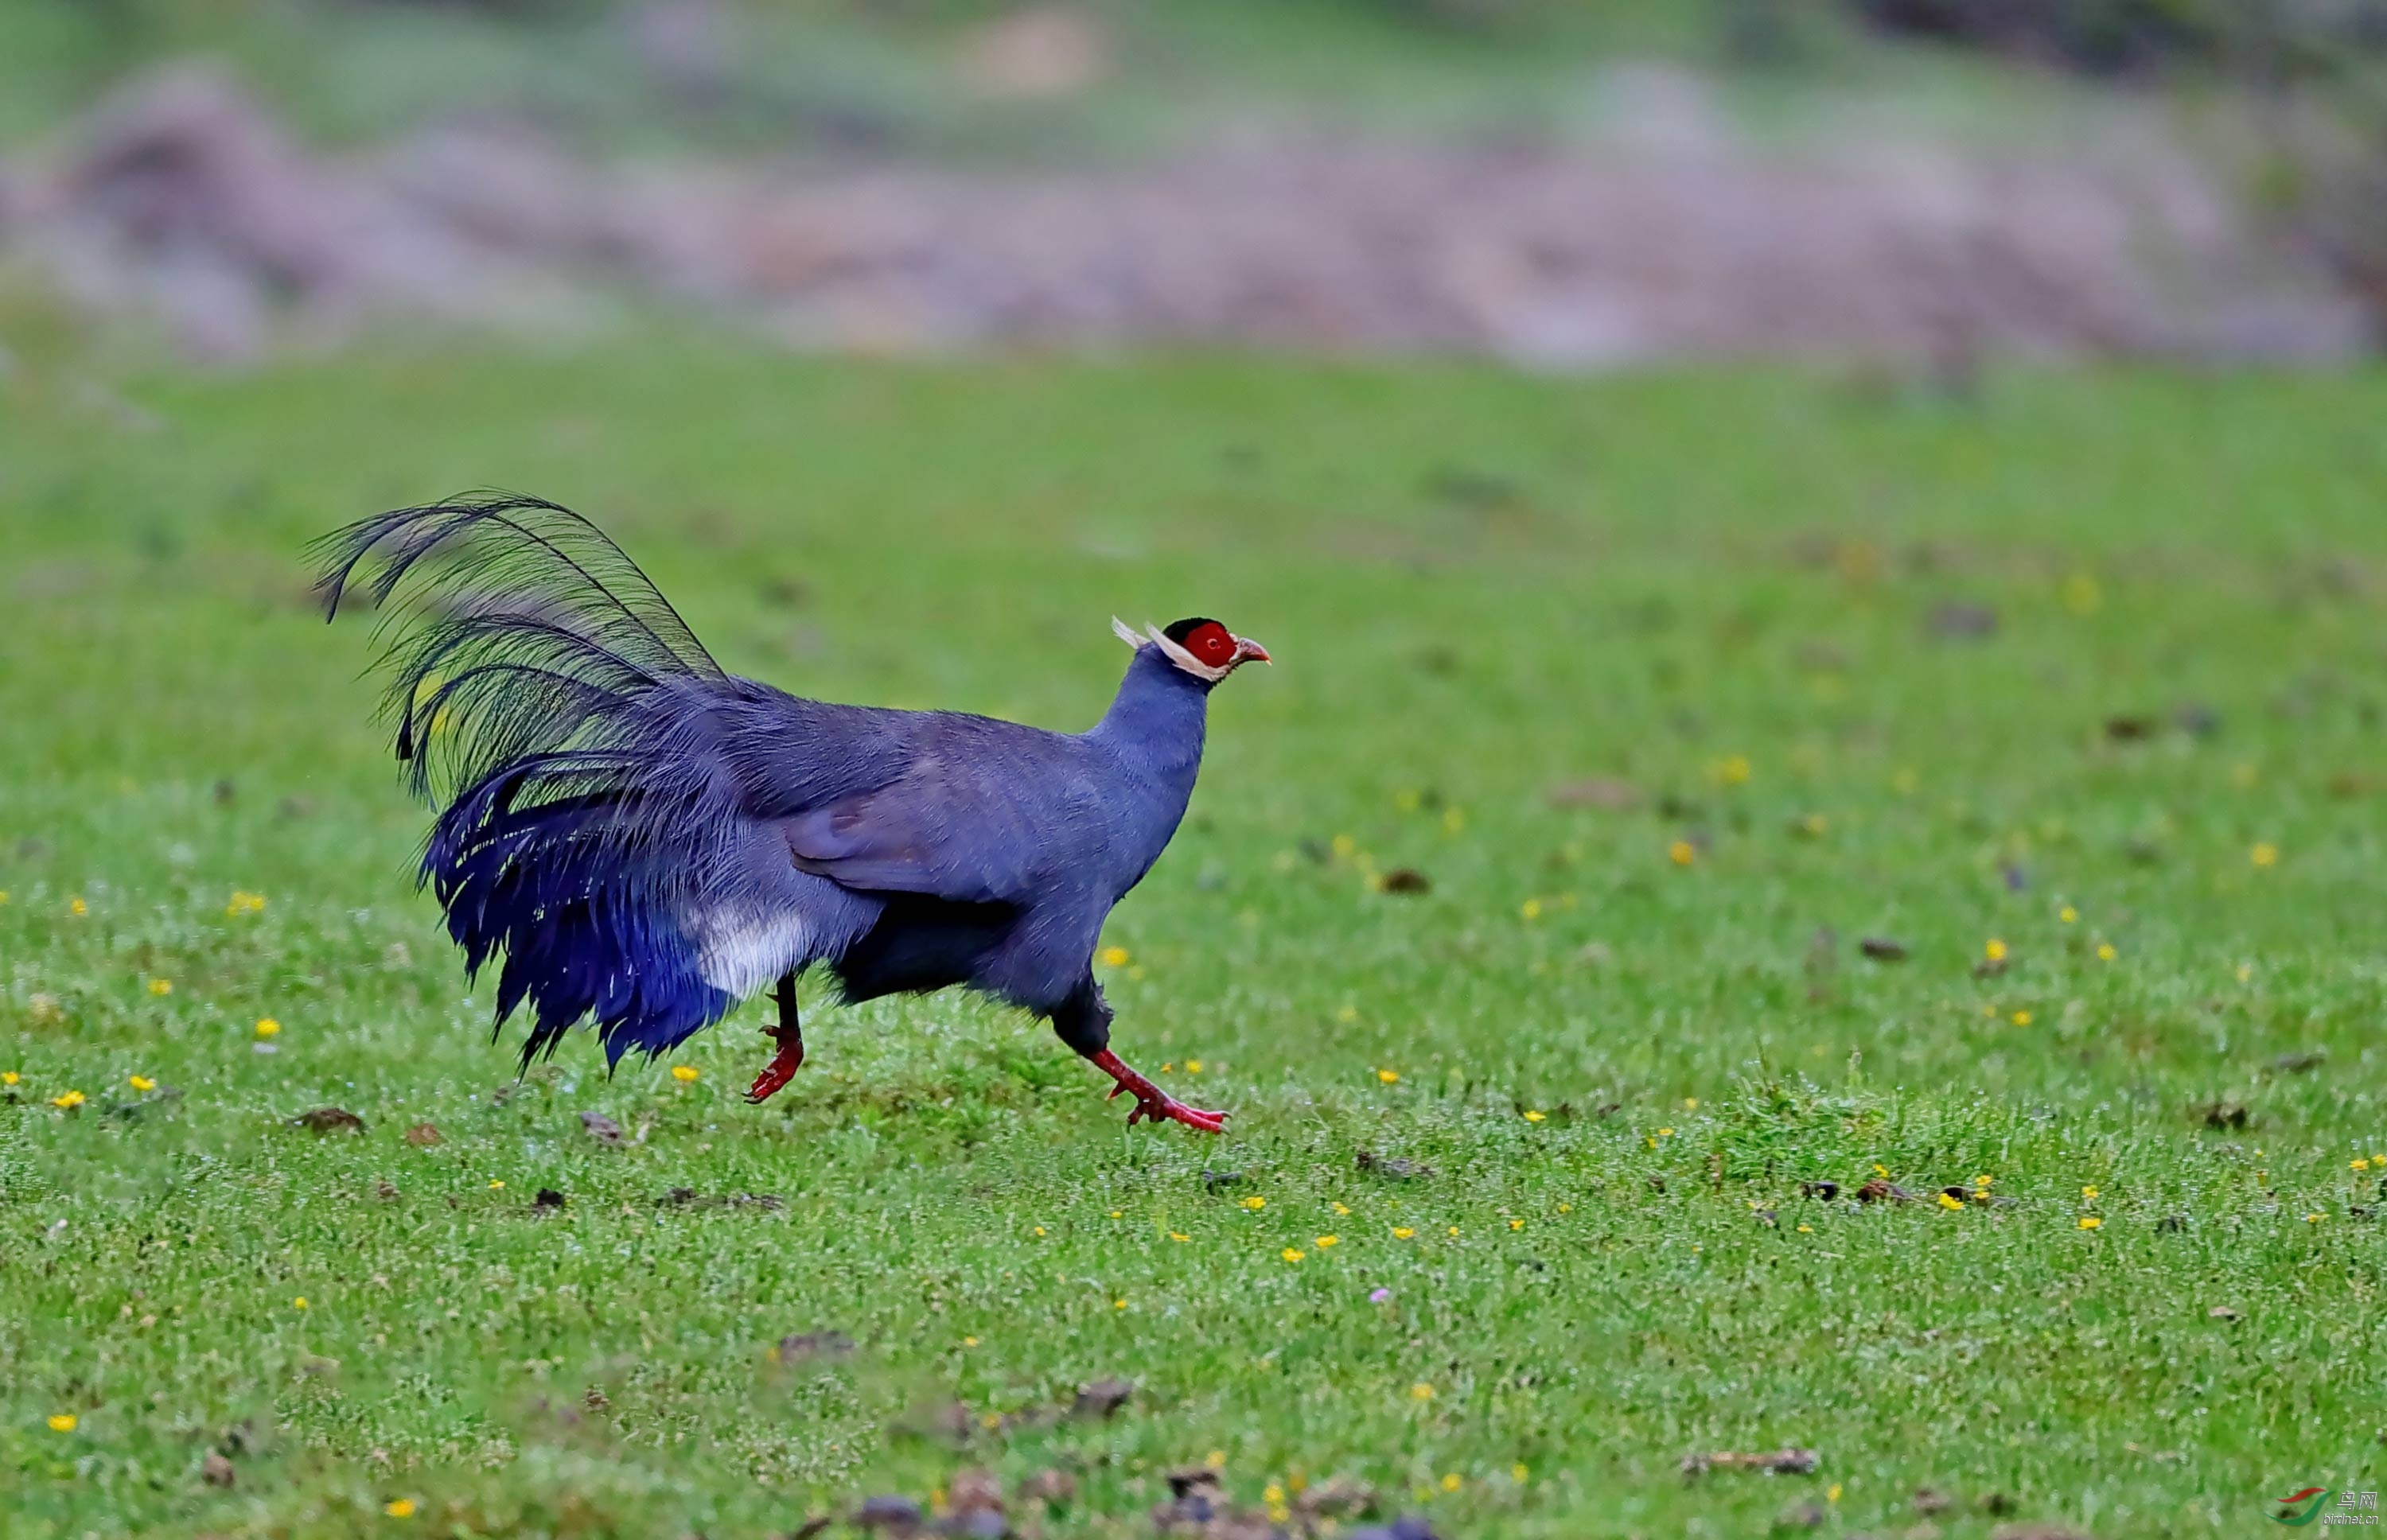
[744,1029,804,1105]
[1089,1048,1228,1134]
[1123,1093,1229,1134]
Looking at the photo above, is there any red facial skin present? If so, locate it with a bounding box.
[1178,621,1271,671]
[1181,621,1238,669]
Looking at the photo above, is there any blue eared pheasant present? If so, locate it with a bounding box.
[314,496,1268,1133]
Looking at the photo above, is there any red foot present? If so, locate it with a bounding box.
[1091,1048,1229,1134]
[745,1027,804,1105]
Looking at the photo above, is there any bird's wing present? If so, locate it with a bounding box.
[778,751,1064,904]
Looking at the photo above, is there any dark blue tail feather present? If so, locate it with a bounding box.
[318,496,756,1067]
[426,769,734,1067]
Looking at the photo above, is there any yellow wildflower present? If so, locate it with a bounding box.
[2351,1159,2370,1172]
[1186,1059,1203,1074]
[1242,1196,1266,1211]
[147,978,172,996]
[1519,897,1543,922]
[2097,943,2116,962]
[1334,1202,1351,1215]
[489,1180,504,1190]
[1315,1235,1339,1247]
[386,1499,416,1518]
[1984,938,2008,962]
[2011,1009,2033,1026]
[2309,1212,2327,1223]
[1509,1218,1524,1231]
[1392,1227,1415,1239]
[1169,1231,1189,1242]
[1937,1192,1963,1210]
[1410,1382,1435,1401]
[2059,905,2078,924]
[1442,806,1465,834]
[68,896,87,916]
[255,1018,281,1038]
[2252,842,2279,869]
[128,1075,154,1093]
[1657,1126,1674,1138]
[2,1071,17,1086]
[50,1090,84,1110]
[1441,1473,1462,1493]
[1523,1109,1546,1123]
[964,1336,979,1347]
[293,1297,309,1310]
[2078,1216,2101,1230]
[1446,1225,1459,1237]
[671,1064,699,1082]
[1282,1247,1304,1263]
[1378,1068,1400,1083]
[1113,1297,1127,1309]
[1828,1484,1843,1504]
[1719,754,1753,786]
[1668,839,1696,867]
[1100,946,1131,967]
[48,1414,76,1433]
[1684,1097,1699,1110]
[2082,1185,2099,1201]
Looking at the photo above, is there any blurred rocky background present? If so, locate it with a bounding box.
[1,0,2382,367]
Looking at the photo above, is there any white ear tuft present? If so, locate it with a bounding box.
[1143,620,1229,682]
[1112,616,1145,650]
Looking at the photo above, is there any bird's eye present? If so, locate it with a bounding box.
[1190,624,1234,663]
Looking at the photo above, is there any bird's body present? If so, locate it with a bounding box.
[315,496,1265,1130]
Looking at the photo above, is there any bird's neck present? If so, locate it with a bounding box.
[1087,646,1210,778]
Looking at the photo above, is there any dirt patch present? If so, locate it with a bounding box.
[4,63,2366,365]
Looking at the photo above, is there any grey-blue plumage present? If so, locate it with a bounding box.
[314,495,1267,1130]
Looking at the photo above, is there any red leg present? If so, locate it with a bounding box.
[746,973,805,1105]
[1090,1048,1229,1134]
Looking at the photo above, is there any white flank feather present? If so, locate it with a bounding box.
[694,910,811,997]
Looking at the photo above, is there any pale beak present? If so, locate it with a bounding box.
[1232,635,1271,667]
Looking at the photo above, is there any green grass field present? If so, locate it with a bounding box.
[6,348,2387,1537]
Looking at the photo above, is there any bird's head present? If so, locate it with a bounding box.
[1113,616,1271,683]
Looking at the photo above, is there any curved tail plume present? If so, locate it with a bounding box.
[311,493,723,806]
[314,495,742,1065]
